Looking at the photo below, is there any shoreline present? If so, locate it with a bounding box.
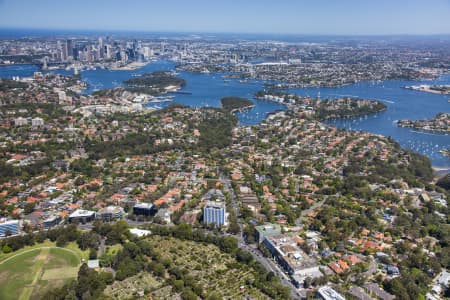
[0,61,152,72]
[2,60,449,168]
[404,85,450,95]
[433,167,450,175]
[108,61,150,71]
[397,125,450,134]
[230,104,255,113]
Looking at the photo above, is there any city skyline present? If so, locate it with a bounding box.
[0,0,450,35]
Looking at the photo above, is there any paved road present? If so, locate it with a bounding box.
[219,172,240,216]
[364,256,378,278]
[219,171,244,240]
[239,243,302,299]
[219,170,301,299]
[300,199,326,217]
[75,171,303,299]
[295,194,340,225]
[98,236,106,256]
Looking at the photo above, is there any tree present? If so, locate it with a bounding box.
[76,263,105,299]
[115,256,141,281]
[236,248,253,264]
[2,245,12,253]
[181,288,197,300]
[152,262,165,277]
[77,231,99,250]
[304,277,312,288]
[384,277,413,300]
[98,272,114,285]
[89,248,97,260]
[227,219,241,235]
[173,279,185,292]
[437,174,450,190]
[56,235,67,247]
[24,202,36,214]
[243,224,256,243]
[99,253,112,268]
[266,271,276,281]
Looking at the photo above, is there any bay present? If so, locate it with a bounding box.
[287,76,450,169]
[0,61,449,168]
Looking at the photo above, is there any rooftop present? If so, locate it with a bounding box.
[68,209,96,218]
[129,228,152,237]
[204,201,226,209]
[348,286,373,300]
[255,224,282,236]
[0,219,19,225]
[133,202,154,209]
[98,205,124,214]
[266,234,318,271]
[318,286,346,300]
[363,283,395,300]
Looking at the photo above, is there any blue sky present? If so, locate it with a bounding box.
[0,0,449,35]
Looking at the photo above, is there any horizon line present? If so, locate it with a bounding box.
[1,26,450,37]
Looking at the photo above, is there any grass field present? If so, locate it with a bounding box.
[0,240,89,263]
[0,246,82,300]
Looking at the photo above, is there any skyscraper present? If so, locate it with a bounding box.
[104,44,111,59]
[98,37,103,59]
[120,50,127,63]
[56,40,65,61]
[61,41,68,61]
[66,39,73,58]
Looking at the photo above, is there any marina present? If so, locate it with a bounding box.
[148,96,175,103]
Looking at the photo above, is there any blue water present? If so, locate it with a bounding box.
[287,77,450,168]
[0,61,449,168]
[0,61,285,125]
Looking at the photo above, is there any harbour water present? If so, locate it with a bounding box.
[0,61,449,168]
[287,76,450,169]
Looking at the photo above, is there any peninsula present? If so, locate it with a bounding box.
[405,84,450,95]
[91,71,186,101]
[123,71,186,94]
[220,96,255,112]
[397,112,450,133]
[254,90,387,120]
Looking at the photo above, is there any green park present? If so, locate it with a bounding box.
[0,241,87,300]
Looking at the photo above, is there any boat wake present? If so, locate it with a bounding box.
[371,98,395,104]
[410,130,445,136]
[331,94,361,98]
